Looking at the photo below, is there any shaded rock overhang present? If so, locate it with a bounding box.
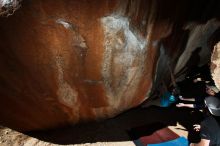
[0,0,219,131]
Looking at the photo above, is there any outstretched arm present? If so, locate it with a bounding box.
[176,103,195,108]
[179,96,195,102]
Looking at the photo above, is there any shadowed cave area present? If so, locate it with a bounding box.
[0,0,220,145]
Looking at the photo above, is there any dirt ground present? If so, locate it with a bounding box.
[0,104,203,146]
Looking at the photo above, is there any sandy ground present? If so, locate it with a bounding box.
[0,126,135,146]
[0,125,187,146]
[0,105,200,146]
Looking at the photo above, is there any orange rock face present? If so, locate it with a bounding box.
[0,0,219,131]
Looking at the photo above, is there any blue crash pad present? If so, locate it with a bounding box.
[148,137,188,146]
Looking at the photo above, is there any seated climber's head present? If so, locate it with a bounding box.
[206,85,220,96]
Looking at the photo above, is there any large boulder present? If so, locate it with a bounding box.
[0,0,219,131]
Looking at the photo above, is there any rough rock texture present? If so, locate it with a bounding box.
[211,42,220,90]
[0,0,22,17]
[0,0,220,131]
[210,28,220,90]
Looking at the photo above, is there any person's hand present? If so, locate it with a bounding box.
[193,124,201,132]
[193,78,202,83]
[176,103,185,107]
[178,95,184,100]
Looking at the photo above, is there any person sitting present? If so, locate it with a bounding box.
[176,85,219,109]
[142,85,180,108]
[190,96,220,146]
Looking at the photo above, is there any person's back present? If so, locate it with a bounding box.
[190,96,220,146]
[200,116,220,146]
